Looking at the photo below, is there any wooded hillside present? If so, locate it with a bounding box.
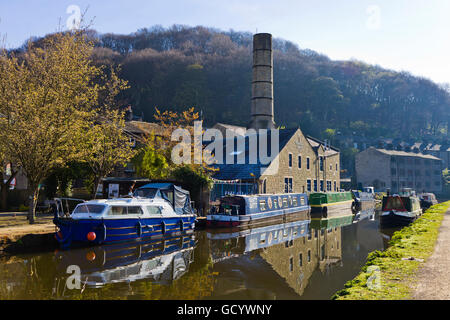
[20,25,450,144]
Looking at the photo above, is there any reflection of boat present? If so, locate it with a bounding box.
[352,207,376,223]
[55,234,196,287]
[207,219,310,260]
[206,193,310,228]
[309,192,354,218]
[310,214,354,230]
[54,183,196,248]
[380,188,422,227]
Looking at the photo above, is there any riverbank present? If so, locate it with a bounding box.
[0,213,56,255]
[332,201,450,300]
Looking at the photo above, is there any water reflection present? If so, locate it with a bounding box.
[0,209,391,300]
[54,235,196,289]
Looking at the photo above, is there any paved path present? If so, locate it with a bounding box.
[413,209,450,300]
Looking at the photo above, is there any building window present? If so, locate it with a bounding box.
[306,157,310,170]
[289,257,294,272]
[319,156,324,171]
[336,163,338,171]
[307,250,311,262]
[391,168,397,176]
[307,179,311,192]
[288,153,293,168]
[327,181,331,191]
[298,155,302,169]
[284,177,293,193]
[262,179,267,194]
[299,253,303,267]
[314,180,318,192]
[320,180,324,192]
[334,181,337,191]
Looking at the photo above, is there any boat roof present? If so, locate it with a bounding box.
[222,193,307,199]
[81,198,167,206]
[139,183,190,195]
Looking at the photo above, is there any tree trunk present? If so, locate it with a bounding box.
[93,176,101,199]
[28,186,39,225]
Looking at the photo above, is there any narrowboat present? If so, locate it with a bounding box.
[419,193,438,210]
[54,183,196,248]
[351,187,375,212]
[380,189,422,227]
[309,192,354,218]
[206,193,310,228]
[54,234,195,289]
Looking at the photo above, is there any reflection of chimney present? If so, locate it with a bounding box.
[248,33,275,130]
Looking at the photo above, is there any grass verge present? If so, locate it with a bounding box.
[332,201,450,300]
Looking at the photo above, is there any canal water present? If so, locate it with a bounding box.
[0,208,397,300]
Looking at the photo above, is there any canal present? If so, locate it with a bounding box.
[0,208,397,300]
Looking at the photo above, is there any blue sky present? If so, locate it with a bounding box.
[1,0,449,84]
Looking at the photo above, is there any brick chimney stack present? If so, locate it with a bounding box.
[247,33,275,130]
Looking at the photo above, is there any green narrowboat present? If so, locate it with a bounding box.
[309,192,355,218]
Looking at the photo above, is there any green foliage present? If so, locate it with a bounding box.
[171,165,213,197]
[133,144,170,179]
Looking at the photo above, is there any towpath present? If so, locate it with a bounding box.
[412,208,450,300]
[0,212,54,242]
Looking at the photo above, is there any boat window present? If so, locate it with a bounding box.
[134,188,158,198]
[292,197,298,206]
[273,199,278,209]
[147,206,162,215]
[300,197,305,205]
[73,204,105,214]
[282,198,289,208]
[259,200,266,211]
[109,206,127,215]
[127,206,143,215]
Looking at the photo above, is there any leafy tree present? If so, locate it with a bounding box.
[0,31,127,223]
[132,139,170,179]
[83,109,136,198]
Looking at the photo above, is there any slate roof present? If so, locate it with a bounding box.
[375,148,442,160]
[211,128,298,180]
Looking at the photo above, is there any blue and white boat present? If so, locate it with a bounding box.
[54,183,196,248]
[206,193,310,228]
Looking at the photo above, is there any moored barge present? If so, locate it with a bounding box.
[380,189,422,227]
[309,192,354,218]
[206,193,310,228]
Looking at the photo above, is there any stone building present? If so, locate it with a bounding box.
[211,128,340,197]
[355,147,443,193]
[210,32,340,199]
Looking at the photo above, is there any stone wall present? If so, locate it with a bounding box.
[260,129,341,194]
